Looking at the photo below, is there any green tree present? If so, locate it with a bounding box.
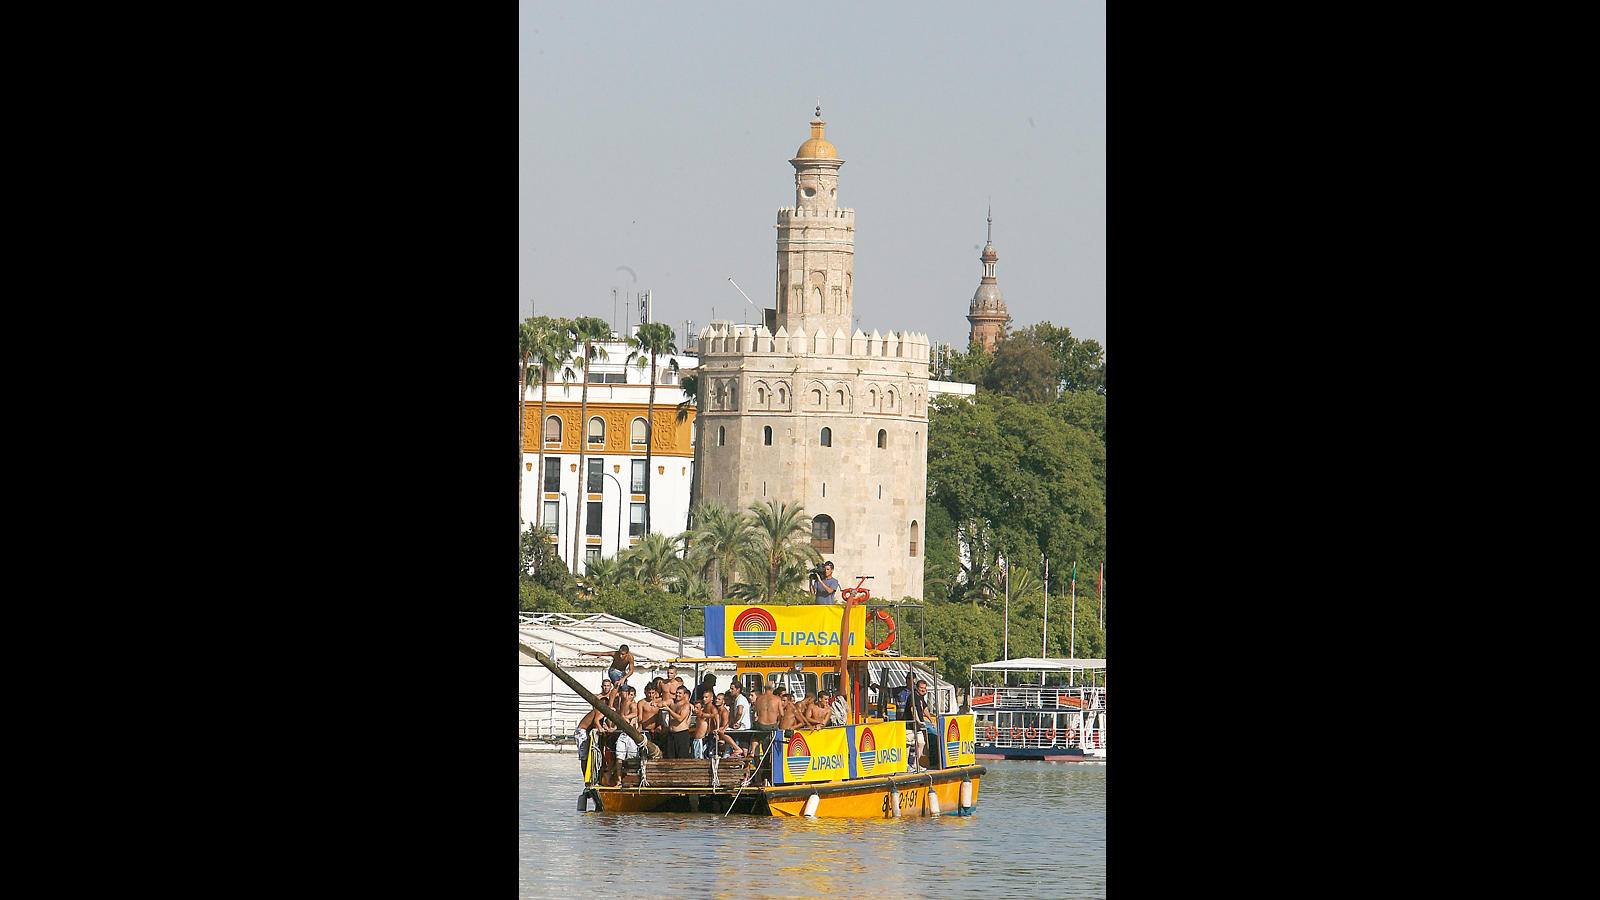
[686,503,754,603]
[1017,321,1105,395]
[738,499,823,603]
[946,340,994,385]
[921,599,1002,682]
[627,322,679,535]
[980,334,1059,402]
[523,317,576,537]
[520,528,576,597]
[619,531,685,589]
[567,316,612,572]
[675,372,702,530]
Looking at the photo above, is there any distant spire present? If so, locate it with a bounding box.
[815,101,822,119]
[987,201,993,243]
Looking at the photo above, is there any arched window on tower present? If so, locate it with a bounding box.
[763,426,773,446]
[811,388,823,405]
[910,520,920,557]
[718,426,726,447]
[820,427,832,447]
[812,515,835,553]
[835,389,845,407]
[588,417,605,445]
[777,386,787,405]
[877,429,887,449]
[544,416,562,444]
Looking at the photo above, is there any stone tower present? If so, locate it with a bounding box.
[966,207,1011,352]
[695,109,931,601]
[775,106,854,338]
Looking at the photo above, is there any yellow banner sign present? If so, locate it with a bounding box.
[705,605,867,658]
[850,722,908,777]
[938,715,977,767]
[779,726,852,784]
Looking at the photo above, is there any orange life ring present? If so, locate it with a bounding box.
[1010,728,1023,742]
[1024,728,1036,742]
[1044,728,1056,744]
[985,724,998,742]
[867,609,897,651]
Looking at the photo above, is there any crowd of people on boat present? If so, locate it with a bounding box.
[574,656,945,776]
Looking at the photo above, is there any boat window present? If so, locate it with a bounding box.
[821,672,840,695]
[740,673,764,695]
[768,671,818,698]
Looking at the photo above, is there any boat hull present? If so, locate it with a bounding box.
[975,745,1105,762]
[590,765,986,818]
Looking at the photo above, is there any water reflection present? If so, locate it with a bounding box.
[519,753,1105,899]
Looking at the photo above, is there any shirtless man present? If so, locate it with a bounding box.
[803,691,831,728]
[778,689,808,731]
[613,685,641,762]
[664,685,694,759]
[635,685,661,749]
[692,692,718,759]
[585,645,636,689]
[712,692,745,758]
[752,682,782,732]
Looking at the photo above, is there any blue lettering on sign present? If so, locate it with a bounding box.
[810,754,844,770]
[776,632,858,646]
[879,747,902,763]
[960,741,975,756]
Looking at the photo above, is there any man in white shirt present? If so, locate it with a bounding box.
[728,680,753,731]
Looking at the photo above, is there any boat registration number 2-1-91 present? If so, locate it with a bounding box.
[883,789,922,815]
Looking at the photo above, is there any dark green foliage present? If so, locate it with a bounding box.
[1016,321,1105,395]
[979,334,1060,402]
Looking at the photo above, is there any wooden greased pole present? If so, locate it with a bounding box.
[838,586,868,724]
[528,646,662,759]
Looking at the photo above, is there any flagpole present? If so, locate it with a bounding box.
[1003,557,1010,662]
[1070,561,1077,687]
[1041,555,1049,686]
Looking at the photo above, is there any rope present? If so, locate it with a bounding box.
[723,732,775,818]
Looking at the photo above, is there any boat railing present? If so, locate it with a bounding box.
[972,686,1107,711]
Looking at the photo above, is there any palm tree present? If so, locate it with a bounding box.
[525,317,576,536]
[579,555,622,597]
[626,322,679,536]
[739,499,823,603]
[674,372,702,538]
[687,503,755,603]
[668,570,710,605]
[622,531,684,589]
[519,318,537,550]
[568,316,612,573]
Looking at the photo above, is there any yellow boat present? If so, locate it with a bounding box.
[561,601,986,818]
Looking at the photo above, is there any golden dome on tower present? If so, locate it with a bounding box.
[794,105,838,159]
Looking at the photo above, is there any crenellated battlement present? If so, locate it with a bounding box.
[696,323,930,362]
[776,207,855,225]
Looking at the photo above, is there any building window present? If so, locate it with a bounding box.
[835,389,845,406]
[757,386,766,404]
[588,416,606,445]
[820,427,831,447]
[778,387,787,405]
[812,514,835,553]
[910,520,920,557]
[811,388,823,405]
[718,426,726,446]
[631,417,648,446]
[543,457,561,493]
[586,501,603,536]
[542,501,559,533]
[586,372,627,384]
[587,458,603,493]
[630,503,645,537]
[763,426,772,446]
[887,389,897,410]
[877,429,887,449]
[585,547,602,565]
[544,416,562,443]
[631,459,646,493]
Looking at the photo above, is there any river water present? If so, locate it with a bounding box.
[518,751,1106,898]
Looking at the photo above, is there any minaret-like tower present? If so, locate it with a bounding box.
[966,206,1011,352]
[774,105,855,338]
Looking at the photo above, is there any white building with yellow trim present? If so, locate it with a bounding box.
[520,337,699,573]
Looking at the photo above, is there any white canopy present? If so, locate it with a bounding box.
[970,657,1106,672]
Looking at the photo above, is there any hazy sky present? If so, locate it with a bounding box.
[519,1,1105,351]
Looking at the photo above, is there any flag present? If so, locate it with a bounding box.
[1098,562,1103,599]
